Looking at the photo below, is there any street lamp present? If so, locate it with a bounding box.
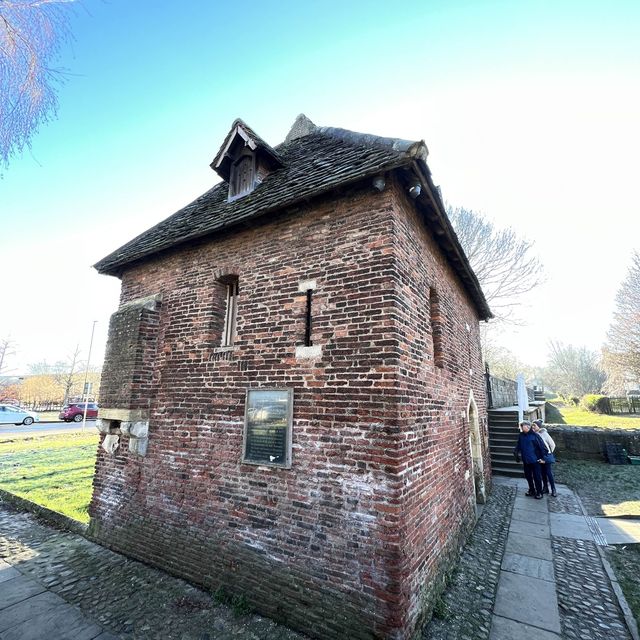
[81,321,97,430]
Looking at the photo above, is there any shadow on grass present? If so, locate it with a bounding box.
[545,402,566,424]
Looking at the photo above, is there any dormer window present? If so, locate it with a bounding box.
[229,153,256,200]
[210,118,284,203]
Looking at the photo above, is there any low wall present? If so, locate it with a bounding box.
[546,425,640,460]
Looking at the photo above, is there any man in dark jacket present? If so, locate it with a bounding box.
[514,420,547,499]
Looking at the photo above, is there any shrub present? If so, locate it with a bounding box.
[580,394,611,414]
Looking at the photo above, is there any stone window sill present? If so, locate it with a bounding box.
[212,346,237,354]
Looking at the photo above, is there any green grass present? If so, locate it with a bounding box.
[605,545,640,625]
[0,432,99,523]
[546,400,640,429]
[554,459,640,517]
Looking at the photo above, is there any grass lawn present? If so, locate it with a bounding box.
[546,400,640,429]
[0,432,99,523]
[554,459,640,517]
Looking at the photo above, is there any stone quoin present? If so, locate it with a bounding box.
[90,114,493,640]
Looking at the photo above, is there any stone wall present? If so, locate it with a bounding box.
[89,176,489,640]
[547,425,640,460]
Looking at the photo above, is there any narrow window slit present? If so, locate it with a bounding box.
[304,289,313,347]
[222,278,239,347]
[429,287,444,368]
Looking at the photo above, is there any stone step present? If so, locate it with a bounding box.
[489,434,518,448]
[491,449,516,460]
[490,443,517,453]
[491,463,522,477]
[488,420,519,428]
[489,425,519,434]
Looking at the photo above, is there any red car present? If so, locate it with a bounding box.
[59,402,99,422]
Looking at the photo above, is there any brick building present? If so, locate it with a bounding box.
[91,115,492,640]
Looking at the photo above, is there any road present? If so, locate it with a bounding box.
[0,420,97,437]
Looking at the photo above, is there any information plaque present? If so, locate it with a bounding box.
[243,389,292,467]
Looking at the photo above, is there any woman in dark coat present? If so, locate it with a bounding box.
[514,420,548,499]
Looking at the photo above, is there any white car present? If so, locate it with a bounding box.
[0,404,40,426]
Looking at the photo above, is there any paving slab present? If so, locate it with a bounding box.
[0,576,46,611]
[501,552,555,582]
[553,484,573,496]
[0,563,20,585]
[492,477,519,487]
[549,512,594,540]
[514,497,548,512]
[505,532,553,561]
[509,518,550,539]
[493,570,561,633]
[511,507,549,525]
[0,602,103,640]
[490,614,562,640]
[597,518,640,544]
[0,591,65,632]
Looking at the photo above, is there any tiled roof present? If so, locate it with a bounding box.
[94,129,413,275]
[94,118,491,319]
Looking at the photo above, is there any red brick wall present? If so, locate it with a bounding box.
[90,176,489,640]
[387,183,490,631]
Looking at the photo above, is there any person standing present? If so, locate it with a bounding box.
[514,420,547,499]
[533,419,557,497]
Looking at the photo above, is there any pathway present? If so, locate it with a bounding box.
[490,477,638,640]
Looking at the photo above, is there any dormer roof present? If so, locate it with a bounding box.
[210,118,283,183]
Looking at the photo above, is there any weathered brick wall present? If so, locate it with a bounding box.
[100,299,160,411]
[388,182,490,632]
[90,177,489,640]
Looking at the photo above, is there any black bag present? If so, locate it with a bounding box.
[543,452,556,464]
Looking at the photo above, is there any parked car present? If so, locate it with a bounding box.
[0,404,40,426]
[627,389,640,397]
[59,402,99,422]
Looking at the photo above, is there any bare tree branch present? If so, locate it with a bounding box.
[544,341,606,397]
[447,205,544,324]
[0,0,77,167]
[603,251,640,394]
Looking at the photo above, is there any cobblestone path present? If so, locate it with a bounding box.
[552,536,631,639]
[0,501,306,640]
[550,486,633,639]
[422,484,516,640]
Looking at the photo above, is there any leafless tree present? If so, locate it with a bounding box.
[0,337,18,400]
[0,337,14,375]
[0,0,76,167]
[54,343,82,404]
[544,341,606,397]
[603,251,640,394]
[447,206,544,323]
[28,344,83,404]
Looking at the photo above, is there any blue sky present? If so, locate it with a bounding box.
[1,0,639,373]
